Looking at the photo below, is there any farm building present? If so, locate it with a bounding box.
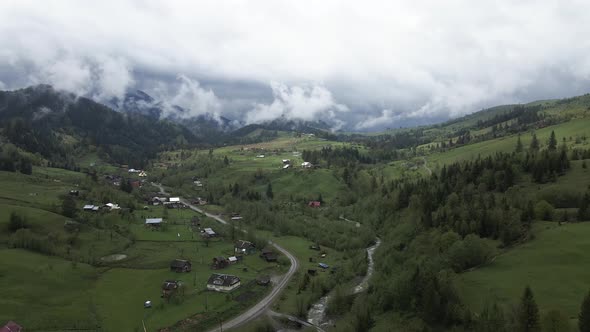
[170,259,191,273]
[260,247,278,262]
[212,256,229,269]
[161,280,180,298]
[0,321,22,332]
[207,274,241,292]
[150,196,167,206]
[145,218,164,227]
[301,161,313,168]
[234,240,256,255]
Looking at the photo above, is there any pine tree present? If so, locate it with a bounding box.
[223,155,229,165]
[516,134,524,153]
[530,133,540,152]
[61,195,77,218]
[517,286,541,332]
[548,130,557,151]
[266,182,273,199]
[579,290,590,332]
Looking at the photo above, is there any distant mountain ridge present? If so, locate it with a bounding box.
[0,85,199,167]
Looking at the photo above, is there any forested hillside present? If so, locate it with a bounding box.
[0,85,198,169]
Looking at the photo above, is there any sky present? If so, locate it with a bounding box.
[1,0,590,131]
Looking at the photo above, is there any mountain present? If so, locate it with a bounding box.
[107,89,237,142]
[0,85,198,167]
[231,117,336,139]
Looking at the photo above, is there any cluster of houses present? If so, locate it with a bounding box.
[149,196,185,209]
[104,174,143,188]
[159,239,279,298]
[83,202,122,212]
[128,168,147,177]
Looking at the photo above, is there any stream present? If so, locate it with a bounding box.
[306,238,381,328]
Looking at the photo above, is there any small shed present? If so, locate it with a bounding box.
[260,247,278,262]
[201,227,217,238]
[318,263,329,269]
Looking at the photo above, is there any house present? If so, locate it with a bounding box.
[207,273,240,292]
[212,256,229,269]
[138,170,147,177]
[260,247,278,262]
[318,263,329,269]
[231,215,243,221]
[0,321,22,332]
[193,180,203,187]
[308,201,321,208]
[145,218,164,227]
[235,240,256,255]
[282,164,291,169]
[105,203,121,210]
[170,259,191,273]
[256,154,265,158]
[128,168,140,173]
[161,280,180,298]
[83,204,95,211]
[201,227,216,238]
[301,161,313,168]
[150,196,167,206]
[228,256,238,264]
[282,159,290,164]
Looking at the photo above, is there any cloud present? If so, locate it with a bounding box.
[355,110,398,130]
[1,1,590,129]
[245,82,348,124]
[148,75,222,119]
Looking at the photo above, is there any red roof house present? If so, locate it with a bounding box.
[308,201,321,208]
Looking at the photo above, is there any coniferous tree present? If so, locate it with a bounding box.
[266,182,273,199]
[579,290,590,332]
[516,134,524,153]
[530,133,540,152]
[517,286,541,332]
[548,131,557,151]
[61,195,77,218]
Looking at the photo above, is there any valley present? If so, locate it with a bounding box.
[1,85,590,332]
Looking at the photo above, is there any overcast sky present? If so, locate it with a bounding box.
[1,0,590,130]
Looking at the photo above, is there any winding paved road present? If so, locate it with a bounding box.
[151,183,299,331]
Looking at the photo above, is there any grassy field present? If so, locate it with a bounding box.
[427,117,590,167]
[457,222,590,323]
[0,165,284,331]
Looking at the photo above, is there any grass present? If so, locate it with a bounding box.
[457,222,590,320]
[427,117,590,167]
[0,249,100,331]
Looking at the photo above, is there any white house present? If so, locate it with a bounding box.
[301,161,313,168]
[207,274,240,292]
[145,218,164,226]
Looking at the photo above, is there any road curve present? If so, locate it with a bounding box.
[151,183,299,331]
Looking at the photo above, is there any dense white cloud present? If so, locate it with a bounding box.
[245,82,347,124]
[1,0,590,129]
[151,75,223,119]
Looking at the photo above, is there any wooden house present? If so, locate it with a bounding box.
[207,274,240,292]
[170,259,191,273]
